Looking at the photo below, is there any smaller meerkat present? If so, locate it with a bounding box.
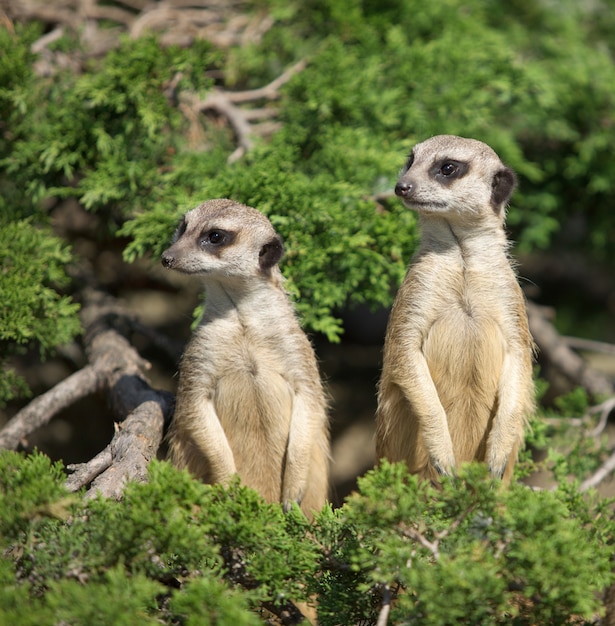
[161,199,330,516]
[376,135,535,482]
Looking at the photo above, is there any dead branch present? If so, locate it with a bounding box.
[526,301,614,398]
[223,59,308,104]
[0,287,175,497]
[5,0,275,69]
[0,365,102,450]
[67,289,175,497]
[376,584,392,626]
[84,397,171,499]
[588,396,615,437]
[399,525,441,560]
[195,91,254,163]
[399,504,475,564]
[564,336,615,356]
[183,59,307,163]
[64,446,112,492]
[580,448,615,492]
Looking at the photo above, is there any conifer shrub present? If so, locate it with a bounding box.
[2,0,615,399]
[0,451,611,625]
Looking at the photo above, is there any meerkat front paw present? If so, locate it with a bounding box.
[282,494,304,514]
[487,449,508,480]
[430,453,456,477]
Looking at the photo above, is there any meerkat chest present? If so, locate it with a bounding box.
[422,244,513,321]
[192,318,295,432]
[415,252,511,381]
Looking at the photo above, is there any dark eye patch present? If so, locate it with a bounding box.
[400,151,415,175]
[429,159,469,185]
[171,217,187,244]
[198,228,235,250]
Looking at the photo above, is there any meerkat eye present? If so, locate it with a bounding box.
[199,229,231,248]
[207,230,225,244]
[440,162,458,176]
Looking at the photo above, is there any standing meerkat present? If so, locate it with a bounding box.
[161,199,330,516]
[376,135,535,482]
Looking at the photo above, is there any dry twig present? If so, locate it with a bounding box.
[0,365,101,450]
[526,301,614,397]
[580,448,615,493]
[376,584,392,626]
[182,59,307,163]
[0,288,175,498]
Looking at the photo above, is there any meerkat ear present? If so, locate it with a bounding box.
[258,235,284,271]
[491,167,517,211]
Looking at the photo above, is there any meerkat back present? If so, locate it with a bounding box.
[161,199,329,517]
[376,135,534,482]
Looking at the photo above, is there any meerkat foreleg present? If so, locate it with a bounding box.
[173,395,237,483]
[398,353,457,475]
[486,351,528,478]
[281,393,318,511]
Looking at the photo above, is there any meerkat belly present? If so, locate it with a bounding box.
[213,342,293,501]
[423,302,506,461]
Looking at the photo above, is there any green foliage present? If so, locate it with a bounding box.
[0,26,217,404]
[318,461,613,625]
[121,0,615,340]
[0,451,73,544]
[2,0,615,369]
[2,33,216,215]
[0,452,612,625]
[527,387,614,482]
[167,576,262,626]
[0,218,81,406]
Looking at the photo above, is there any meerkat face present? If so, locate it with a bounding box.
[161,199,284,280]
[395,135,516,220]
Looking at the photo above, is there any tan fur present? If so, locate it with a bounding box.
[162,199,329,516]
[376,135,535,482]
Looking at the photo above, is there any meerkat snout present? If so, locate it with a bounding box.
[161,251,175,269]
[394,180,414,198]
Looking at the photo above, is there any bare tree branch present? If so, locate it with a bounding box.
[400,525,440,560]
[223,59,308,104]
[64,447,112,492]
[580,448,615,492]
[564,336,615,356]
[588,397,615,437]
[182,59,307,163]
[0,287,175,497]
[527,301,614,397]
[85,396,171,499]
[4,0,275,69]
[376,584,392,626]
[0,365,102,450]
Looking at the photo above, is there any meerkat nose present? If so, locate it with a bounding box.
[395,181,414,198]
[161,252,175,269]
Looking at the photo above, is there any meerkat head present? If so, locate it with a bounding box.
[161,199,284,281]
[395,135,517,221]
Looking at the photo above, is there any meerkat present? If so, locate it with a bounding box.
[376,135,535,482]
[161,199,330,516]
